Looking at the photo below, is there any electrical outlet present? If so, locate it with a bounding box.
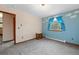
[72,38,74,40]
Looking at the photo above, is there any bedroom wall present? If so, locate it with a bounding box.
[16,11,42,43]
[42,9,79,45]
[0,5,42,43]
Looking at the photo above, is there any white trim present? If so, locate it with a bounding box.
[45,35,66,43]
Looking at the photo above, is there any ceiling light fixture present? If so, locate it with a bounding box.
[41,4,45,6]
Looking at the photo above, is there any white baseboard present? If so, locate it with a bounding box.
[45,36,66,43]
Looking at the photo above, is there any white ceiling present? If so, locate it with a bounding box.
[5,4,79,17]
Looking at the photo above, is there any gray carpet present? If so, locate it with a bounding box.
[0,38,79,55]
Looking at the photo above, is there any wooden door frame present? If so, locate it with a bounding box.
[0,11,16,44]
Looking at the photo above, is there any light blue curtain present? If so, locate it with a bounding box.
[56,16,65,31]
[48,17,54,30]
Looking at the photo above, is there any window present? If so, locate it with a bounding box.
[48,16,65,32]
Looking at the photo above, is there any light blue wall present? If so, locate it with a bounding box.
[42,9,79,45]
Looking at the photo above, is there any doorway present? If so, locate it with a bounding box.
[0,11,16,44]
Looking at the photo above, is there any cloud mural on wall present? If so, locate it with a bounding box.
[70,15,77,19]
[64,10,78,19]
[64,13,72,17]
[74,10,79,14]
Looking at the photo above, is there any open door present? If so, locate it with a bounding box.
[0,11,16,44]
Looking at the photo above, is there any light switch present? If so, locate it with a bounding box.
[20,24,22,26]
